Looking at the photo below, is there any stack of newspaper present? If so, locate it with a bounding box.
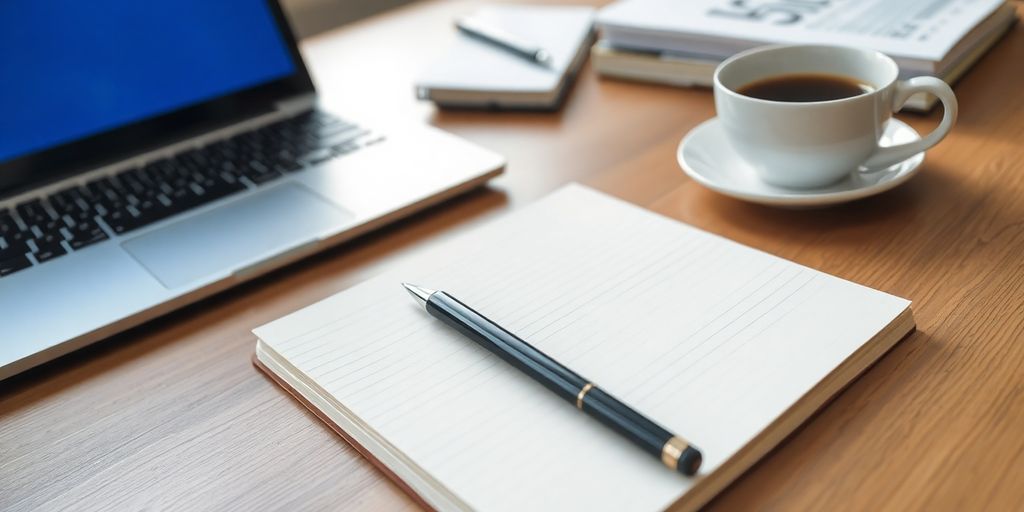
[594,0,1017,111]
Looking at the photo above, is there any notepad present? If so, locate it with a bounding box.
[415,6,595,110]
[253,184,914,511]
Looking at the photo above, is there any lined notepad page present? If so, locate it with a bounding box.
[254,184,909,511]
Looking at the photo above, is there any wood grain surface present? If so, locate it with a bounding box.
[3,1,1024,510]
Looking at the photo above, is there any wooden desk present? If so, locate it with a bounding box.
[3,1,1024,510]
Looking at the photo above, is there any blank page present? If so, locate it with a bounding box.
[254,184,910,511]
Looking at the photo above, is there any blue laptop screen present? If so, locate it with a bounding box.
[0,0,296,163]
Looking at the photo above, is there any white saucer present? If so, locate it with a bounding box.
[677,117,924,208]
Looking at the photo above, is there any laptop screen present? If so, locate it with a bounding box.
[0,0,298,164]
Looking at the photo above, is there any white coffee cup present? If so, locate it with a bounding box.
[713,45,957,189]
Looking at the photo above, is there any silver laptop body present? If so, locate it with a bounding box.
[0,1,504,379]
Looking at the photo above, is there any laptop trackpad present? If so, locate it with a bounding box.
[122,183,354,289]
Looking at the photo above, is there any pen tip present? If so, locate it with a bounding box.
[402,283,435,309]
[536,49,554,67]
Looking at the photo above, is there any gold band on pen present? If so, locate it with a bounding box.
[661,436,688,470]
[576,383,595,410]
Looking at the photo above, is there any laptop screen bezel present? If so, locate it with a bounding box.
[0,0,315,199]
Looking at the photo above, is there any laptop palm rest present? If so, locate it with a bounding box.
[122,183,354,289]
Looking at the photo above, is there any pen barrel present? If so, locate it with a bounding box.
[580,387,702,476]
[455,17,543,61]
[426,291,589,400]
[425,291,702,476]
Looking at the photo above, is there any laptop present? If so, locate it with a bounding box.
[0,0,505,380]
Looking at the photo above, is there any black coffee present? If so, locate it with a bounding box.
[737,73,872,102]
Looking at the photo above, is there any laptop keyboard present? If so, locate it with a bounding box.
[0,110,380,278]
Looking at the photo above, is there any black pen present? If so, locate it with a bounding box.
[455,16,554,68]
[402,283,703,476]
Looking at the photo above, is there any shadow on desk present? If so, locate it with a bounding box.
[665,160,970,247]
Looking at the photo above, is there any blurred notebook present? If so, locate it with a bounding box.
[253,184,915,511]
[416,5,595,110]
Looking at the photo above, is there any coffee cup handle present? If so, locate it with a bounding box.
[859,77,958,172]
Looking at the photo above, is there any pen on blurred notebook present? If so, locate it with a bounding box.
[402,283,703,476]
[455,15,554,67]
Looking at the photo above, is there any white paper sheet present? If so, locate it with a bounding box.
[255,184,910,511]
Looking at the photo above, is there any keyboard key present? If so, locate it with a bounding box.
[0,239,28,259]
[246,170,283,185]
[69,227,109,251]
[120,172,149,196]
[65,209,97,229]
[300,147,334,166]
[102,208,141,235]
[4,229,31,255]
[275,160,305,173]
[32,240,67,263]
[16,199,55,227]
[31,217,64,238]
[50,189,77,212]
[0,210,17,235]
[51,187,92,214]
[0,254,31,277]
[202,180,247,200]
[31,232,63,248]
[85,179,117,203]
